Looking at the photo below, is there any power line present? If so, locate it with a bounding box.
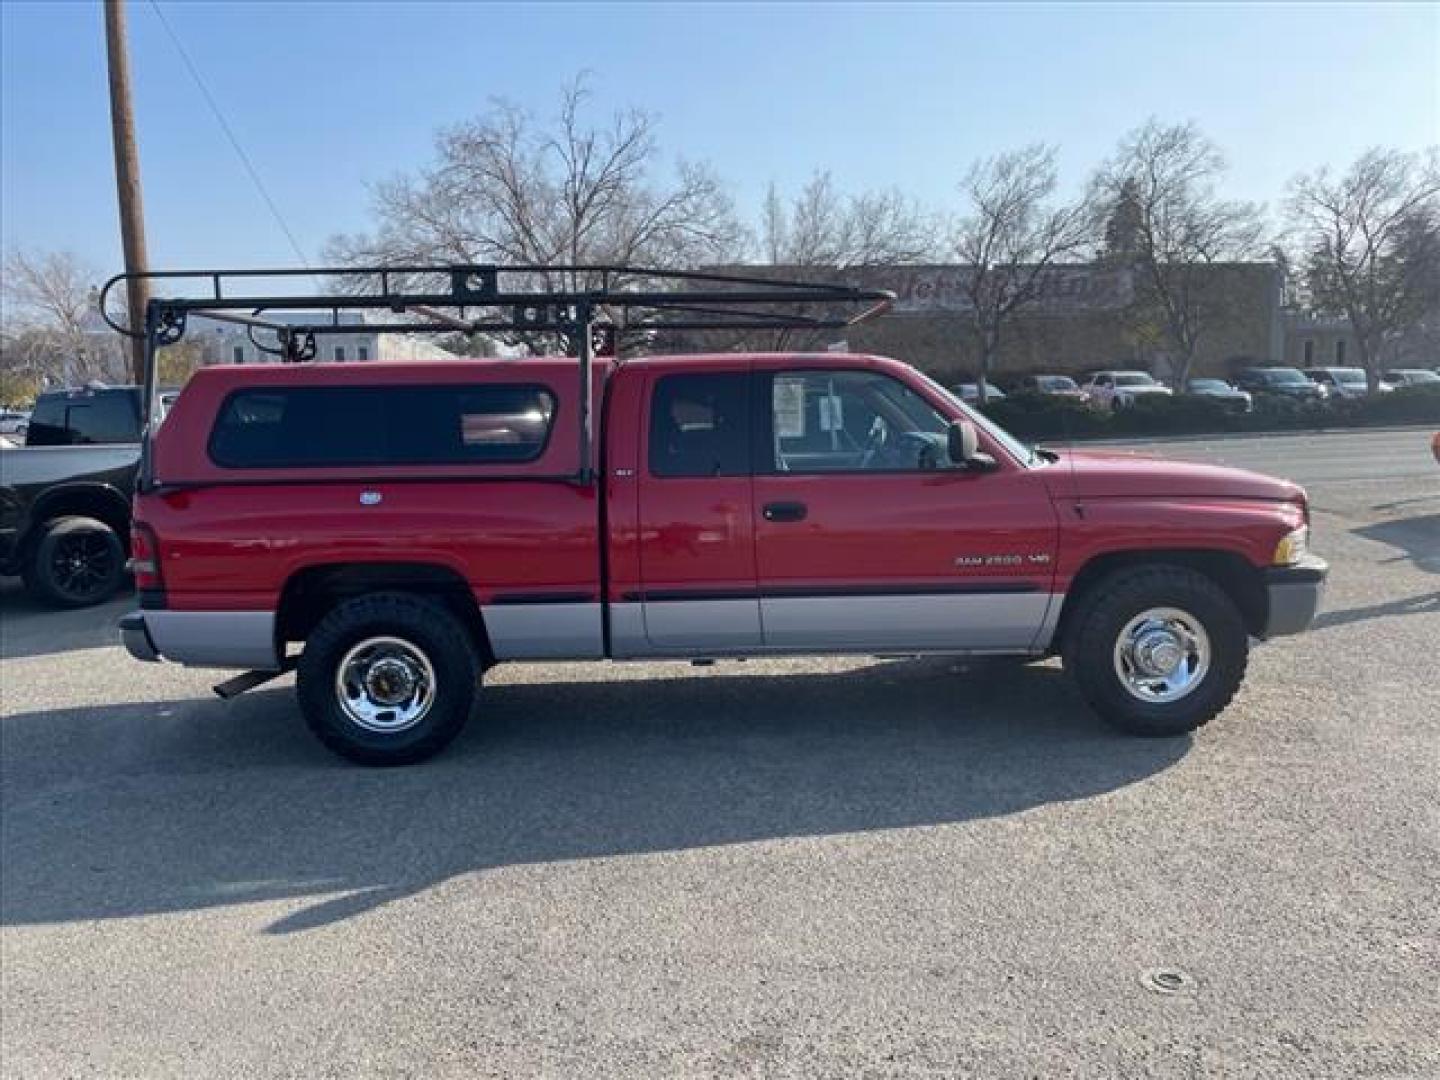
[146,0,314,273]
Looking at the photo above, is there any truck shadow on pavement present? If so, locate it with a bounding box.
[1351,514,1440,574]
[1312,513,1440,629]
[1313,591,1440,630]
[0,659,1188,935]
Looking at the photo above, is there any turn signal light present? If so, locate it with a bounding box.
[1272,526,1309,566]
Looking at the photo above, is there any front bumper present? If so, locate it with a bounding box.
[119,611,160,662]
[1263,556,1328,637]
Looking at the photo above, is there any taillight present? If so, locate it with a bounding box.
[128,522,163,592]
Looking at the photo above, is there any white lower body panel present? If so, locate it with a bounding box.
[130,592,1064,670]
[481,602,604,660]
[641,599,761,651]
[607,593,1062,659]
[141,610,280,670]
[761,593,1055,652]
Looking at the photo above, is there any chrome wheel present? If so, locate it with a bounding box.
[334,636,436,733]
[1112,607,1211,704]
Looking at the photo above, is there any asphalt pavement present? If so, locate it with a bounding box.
[2,427,1438,1078]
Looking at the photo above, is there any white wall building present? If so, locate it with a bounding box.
[190,311,463,365]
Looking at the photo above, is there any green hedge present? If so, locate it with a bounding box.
[981,385,1440,441]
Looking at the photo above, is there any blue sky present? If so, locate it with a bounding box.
[2,1,1436,276]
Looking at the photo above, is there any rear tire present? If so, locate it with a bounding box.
[25,516,126,608]
[297,592,479,766]
[1062,565,1248,737]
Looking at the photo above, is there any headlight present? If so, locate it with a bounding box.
[1273,525,1309,566]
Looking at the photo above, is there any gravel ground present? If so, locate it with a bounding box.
[2,431,1437,1078]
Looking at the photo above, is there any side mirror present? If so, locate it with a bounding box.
[947,418,977,464]
[947,420,997,473]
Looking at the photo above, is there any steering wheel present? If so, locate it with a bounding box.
[910,432,944,470]
[858,418,889,469]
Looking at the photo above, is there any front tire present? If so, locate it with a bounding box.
[25,516,126,608]
[1062,566,1248,737]
[297,592,480,766]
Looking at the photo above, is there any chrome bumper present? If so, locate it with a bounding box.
[1263,556,1328,638]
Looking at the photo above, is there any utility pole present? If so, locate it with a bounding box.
[104,0,150,384]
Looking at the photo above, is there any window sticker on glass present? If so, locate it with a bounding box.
[774,378,806,437]
[818,393,844,432]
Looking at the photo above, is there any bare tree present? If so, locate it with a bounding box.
[1092,121,1265,388]
[1,249,127,385]
[759,172,937,269]
[326,78,744,353]
[953,145,1092,400]
[2,249,94,338]
[1288,148,1440,389]
[742,173,939,350]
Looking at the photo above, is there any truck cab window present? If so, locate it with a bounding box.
[768,370,948,472]
[648,373,750,477]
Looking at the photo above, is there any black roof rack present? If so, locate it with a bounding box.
[101,263,895,485]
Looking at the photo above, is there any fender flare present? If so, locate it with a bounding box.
[21,481,133,553]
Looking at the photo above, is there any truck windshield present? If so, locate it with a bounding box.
[1114,373,1157,387]
[917,372,1038,467]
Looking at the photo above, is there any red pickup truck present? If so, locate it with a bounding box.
[121,351,1327,765]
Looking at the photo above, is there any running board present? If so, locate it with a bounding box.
[213,659,296,700]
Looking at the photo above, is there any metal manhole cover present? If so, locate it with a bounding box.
[1141,967,1194,995]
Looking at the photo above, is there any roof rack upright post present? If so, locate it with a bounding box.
[576,298,595,484]
[138,300,163,492]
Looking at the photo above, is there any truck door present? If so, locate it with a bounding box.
[629,368,760,654]
[750,365,1060,652]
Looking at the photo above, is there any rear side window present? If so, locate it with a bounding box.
[26,392,138,446]
[209,385,556,468]
[648,373,750,478]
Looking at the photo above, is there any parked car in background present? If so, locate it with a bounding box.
[1304,367,1387,398]
[1081,371,1173,411]
[0,385,150,606]
[0,409,30,436]
[953,382,1007,405]
[1382,368,1440,388]
[1184,378,1253,412]
[1233,367,1327,403]
[1016,374,1085,398]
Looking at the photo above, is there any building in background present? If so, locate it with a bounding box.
[1281,312,1356,369]
[838,262,1286,383]
[190,311,461,365]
